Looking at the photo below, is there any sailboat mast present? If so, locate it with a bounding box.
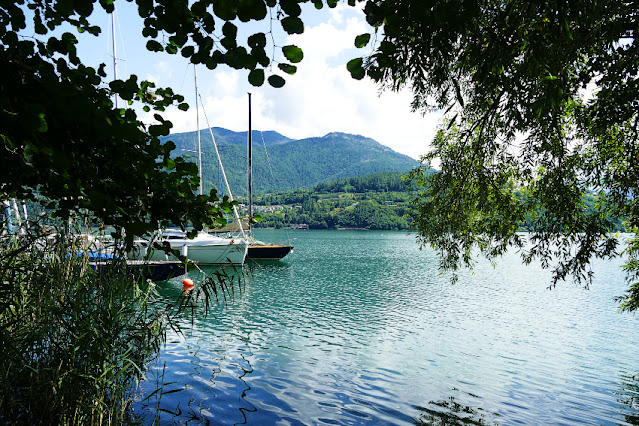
[248,93,253,234]
[110,7,118,109]
[195,66,203,196]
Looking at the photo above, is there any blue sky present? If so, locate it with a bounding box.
[71,2,440,159]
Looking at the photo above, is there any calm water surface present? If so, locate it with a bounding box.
[135,230,639,425]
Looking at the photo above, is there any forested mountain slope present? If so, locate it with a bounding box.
[163,129,419,196]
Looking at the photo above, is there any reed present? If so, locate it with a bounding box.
[0,223,167,424]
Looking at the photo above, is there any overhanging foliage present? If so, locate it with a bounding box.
[349,0,639,309]
[1,0,337,242]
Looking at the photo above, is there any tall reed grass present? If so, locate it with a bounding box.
[0,223,168,424]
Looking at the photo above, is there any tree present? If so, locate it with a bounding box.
[1,0,338,242]
[349,0,639,309]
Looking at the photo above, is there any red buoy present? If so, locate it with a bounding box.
[182,278,194,288]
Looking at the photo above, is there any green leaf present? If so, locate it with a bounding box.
[149,124,170,137]
[347,57,365,80]
[237,0,267,21]
[142,26,158,38]
[248,69,265,86]
[146,40,163,52]
[248,32,267,48]
[35,113,48,133]
[355,33,371,48]
[191,1,206,16]
[181,45,195,57]
[100,0,115,13]
[282,45,303,63]
[212,0,237,20]
[169,33,187,48]
[221,36,237,50]
[61,32,78,45]
[278,63,297,75]
[279,0,301,17]
[366,66,383,81]
[224,46,249,69]
[252,46,270,67]
[35,20,47,35]
[281,16,304,34]
[268,75,286,88]
[164,158,176,170]
[222,21,237,38]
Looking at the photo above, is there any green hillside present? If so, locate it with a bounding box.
[249,171,416,230]
[162,129,418,197]
[246,170,628,232]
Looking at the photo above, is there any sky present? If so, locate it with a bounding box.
[74,2,441,160]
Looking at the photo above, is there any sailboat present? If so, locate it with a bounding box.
[128,66,248,265]
[244,93,293,261]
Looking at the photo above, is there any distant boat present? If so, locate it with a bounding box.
[244,93,293,261]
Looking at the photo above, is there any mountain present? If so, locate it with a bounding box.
[161,128,419,197]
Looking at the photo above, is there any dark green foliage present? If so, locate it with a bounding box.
[356,0,639,306]
[164,129,418,197]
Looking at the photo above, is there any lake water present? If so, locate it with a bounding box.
[134,230,639,425]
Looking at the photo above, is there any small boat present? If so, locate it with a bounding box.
[129,228,248,265]
[245,93,293,261]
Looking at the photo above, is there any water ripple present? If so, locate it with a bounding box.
[135,230,639,425]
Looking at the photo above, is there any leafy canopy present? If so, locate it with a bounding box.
[1,0,337,243]
[349,0,639,309]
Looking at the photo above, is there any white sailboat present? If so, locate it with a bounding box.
[129,228,247,265]
[128,66,248,265]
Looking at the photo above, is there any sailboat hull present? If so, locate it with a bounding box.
[246,244,293,261]
[130,242,248,265]
[129,231,248,265]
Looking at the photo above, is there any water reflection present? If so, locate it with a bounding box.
[413,390,500,425]
[616,373,639,425]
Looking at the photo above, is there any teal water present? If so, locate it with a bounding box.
[135,230,639,425]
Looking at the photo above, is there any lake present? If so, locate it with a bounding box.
[134,229,639,425]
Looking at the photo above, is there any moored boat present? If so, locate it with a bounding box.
[246,241,293,260]
[129,229,248,265]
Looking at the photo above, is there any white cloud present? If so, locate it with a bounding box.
[149,6,439,160]
[144,60,174,85]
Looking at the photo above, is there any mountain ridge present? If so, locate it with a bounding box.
[162,128,418,197]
